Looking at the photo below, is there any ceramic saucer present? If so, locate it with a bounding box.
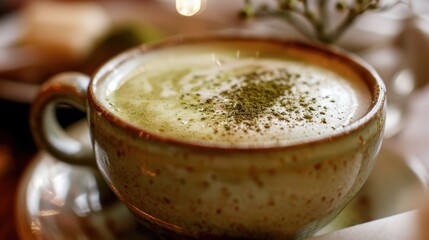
[15,121,159,240]
[15,121,428,239]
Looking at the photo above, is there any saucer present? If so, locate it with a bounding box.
[16,121,428,239]
[15,121,159,240]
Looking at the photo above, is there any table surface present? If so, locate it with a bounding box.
[0,100,35,240]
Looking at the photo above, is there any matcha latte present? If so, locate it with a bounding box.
[31,36,385,239]
[105,41,371,146]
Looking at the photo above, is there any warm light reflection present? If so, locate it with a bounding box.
[30,219,42,234]
[140,165,157,177]
[74,193,91,217]
[211,53,222,66]
[50,196,65,207]
[39,210,61,216]
[176,0,202,16]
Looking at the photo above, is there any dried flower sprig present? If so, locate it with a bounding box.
[240,0,407,43]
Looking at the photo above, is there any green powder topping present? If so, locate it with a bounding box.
[221,70,292,123]
[178,66,332,135]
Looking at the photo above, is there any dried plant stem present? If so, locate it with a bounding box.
[242,0,406,44]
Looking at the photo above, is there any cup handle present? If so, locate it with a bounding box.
[30,72,95,167]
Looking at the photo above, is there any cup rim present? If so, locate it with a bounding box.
[88,34,386,152]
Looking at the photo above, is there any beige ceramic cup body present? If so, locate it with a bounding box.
[31,36,386,239]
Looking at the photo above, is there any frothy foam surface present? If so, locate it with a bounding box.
[105,41,371,146]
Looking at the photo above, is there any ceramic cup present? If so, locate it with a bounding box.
[30,35,386,239]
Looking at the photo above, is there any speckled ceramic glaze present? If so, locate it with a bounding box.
[30,35,386,239]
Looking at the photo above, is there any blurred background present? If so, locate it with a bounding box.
[1,0,429,239]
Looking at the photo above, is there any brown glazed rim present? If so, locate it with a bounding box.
[88,33,386,152]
